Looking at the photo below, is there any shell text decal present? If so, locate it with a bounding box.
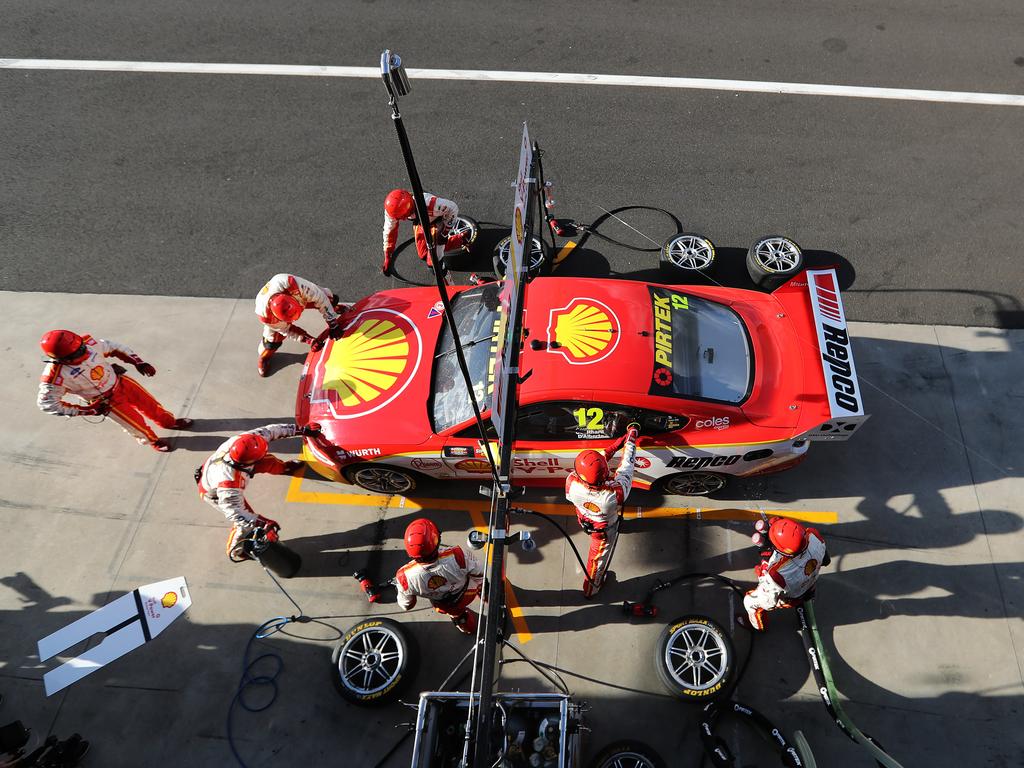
[546,298,620,365]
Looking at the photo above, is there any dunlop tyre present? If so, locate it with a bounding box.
[655,615,734,701]
[345,464,419,494]
[659,232,717,283]
[440,215,479,271]
[746,235,804,290]
[331,618,418,706]
[493,234,549,278]
[589,740,667,768]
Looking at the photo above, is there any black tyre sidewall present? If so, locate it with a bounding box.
[745,235,803,290]
[344,463,418,494]
[589,739,667,768]
[493,234,548,278]
[659,233,717,284]
[331,617,419,705]
[659,471,728,497]
[440,216,479,271]
[655,615,734,701]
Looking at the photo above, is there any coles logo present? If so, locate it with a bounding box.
[89,365,105,381]
[455,459,492,473]
[161,591,178,609]
[634,456,651,469]
[546,298,620,365]
[319,309,422,420]
[695,417,730,431]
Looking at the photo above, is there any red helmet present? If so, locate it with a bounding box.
[268,293,303,323]
[404,518,440,561]
[384,188,415,220]
[574,450,609,486]
[768,518,807,556]
[228,433,269,465]
[40,330,87,362]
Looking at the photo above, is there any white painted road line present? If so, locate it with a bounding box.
[3,58,1024,107]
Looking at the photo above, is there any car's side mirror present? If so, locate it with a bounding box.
[380,49,411,99]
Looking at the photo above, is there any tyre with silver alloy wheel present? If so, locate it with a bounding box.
[493,233,549,278]
[660,471,728,497]
[331,617,418,705]
[655,615,734,700]
[745,235,804,290]
[588,740,666,768]
[346,464,418,494]
[659,233,717,282]
[440,215,479,271]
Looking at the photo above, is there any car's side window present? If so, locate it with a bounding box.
[517,402,636,441]
[452,418,498,440]
[637,410,688,434]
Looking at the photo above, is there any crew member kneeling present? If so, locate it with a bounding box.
[381,189,466,275]
[740,517,830,631]
[196,424,309,560]
[565,423,640,598]
[395,519,483,635]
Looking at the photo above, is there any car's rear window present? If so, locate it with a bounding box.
[647,286,752,404]
[431,284,501,433]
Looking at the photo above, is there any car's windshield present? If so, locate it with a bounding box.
[431,284,502,432]
[647,286,752,403]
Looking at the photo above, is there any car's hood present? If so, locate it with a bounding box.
[296,286,459,452]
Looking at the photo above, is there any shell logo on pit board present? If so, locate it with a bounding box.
[546,298,620,364]
[161,592,178,609]
[320,309,423,420]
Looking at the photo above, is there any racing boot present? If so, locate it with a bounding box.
[172,417,194,430]
[257,351,273,377]
[150,439,172,453]
[452,610,478,635]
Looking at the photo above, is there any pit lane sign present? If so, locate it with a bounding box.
[492,123,532,441]
[37,576,191,696]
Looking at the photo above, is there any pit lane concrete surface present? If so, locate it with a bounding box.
[1,290,1022,767]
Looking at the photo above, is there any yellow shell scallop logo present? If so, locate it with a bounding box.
[547,298,621,364]
[322,309,422,418]
[161,591,178,609]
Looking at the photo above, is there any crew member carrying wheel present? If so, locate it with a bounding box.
[37,330,192,452]
[381,189,467,275]
[255,273,348,377]
[395,519,484,635]
[565,423,640,598]
[196,423,311,560]
[739,517,830,631]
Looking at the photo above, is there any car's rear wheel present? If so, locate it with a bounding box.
[346,464,417,494]
[659,233,717,282]
[589,740,666,768]
[440,215,479,271]
[493,234,549,278]
[661,471,728,497]
[746,235,803,289]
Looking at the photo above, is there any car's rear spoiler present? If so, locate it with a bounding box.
[780,268,870,442]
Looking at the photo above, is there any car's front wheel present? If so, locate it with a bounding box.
[493,234,549,278]
[660,471,728,497]
[346,464,418,494]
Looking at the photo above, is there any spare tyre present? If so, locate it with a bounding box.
[745,235,803,290]
[655,615,734,700]
[589,740,666,768]
[331,617,418,705]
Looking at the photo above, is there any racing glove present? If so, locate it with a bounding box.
[281,460,305,475]
[310,337,325,351]
[327,318,344,340]
[625,422,641,442]
[134,361,157,377]
[301,422,322,438]
[78,402,110,417]
[254,514,280,542]
[382,249,395,276]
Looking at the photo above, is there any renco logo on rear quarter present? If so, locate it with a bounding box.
[318,309,423,420]
[546,298,620,364]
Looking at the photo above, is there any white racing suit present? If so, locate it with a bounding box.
[382,192,460,270]
[37,335,177,446]
[565,437,638,597]
[196,423,298,558]
[395,545,483,634]
[743,527,828,630]
[254,274,342,363]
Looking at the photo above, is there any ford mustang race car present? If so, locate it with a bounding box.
[295,269,867,496]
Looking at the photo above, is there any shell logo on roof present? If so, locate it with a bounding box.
[546,298,621,365]
[320,309,423,419]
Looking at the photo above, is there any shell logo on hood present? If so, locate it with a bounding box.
[546,298,620,364]
[321,309,423,419]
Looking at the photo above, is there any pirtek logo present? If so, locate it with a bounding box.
[547,299,620,364]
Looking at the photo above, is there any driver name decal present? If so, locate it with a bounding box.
[317,308,423,420]
[546,298,620,364]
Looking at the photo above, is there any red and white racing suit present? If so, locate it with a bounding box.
[382,192,460,269]
[743,527,827,630]
[254,273,342,363]
[565,437,638,598]
[37,335,177,446]
[196,424,298,557]
[395,545,483,634]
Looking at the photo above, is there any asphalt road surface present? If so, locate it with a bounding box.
[2,2,1023,326]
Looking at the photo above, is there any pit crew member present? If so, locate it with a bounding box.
[255,273,348,377]
[381,189,466,275]
[37,330,191,452]
[565,423,640,598]
[739,517,830,631]
[196,423,309,560]
[395,519,483,634]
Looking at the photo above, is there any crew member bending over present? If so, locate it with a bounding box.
[740,517,830,631]
[381,189,466,275]
[565,423,640,598]
[395,519,483,634]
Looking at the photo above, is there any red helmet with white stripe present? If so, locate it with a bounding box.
[269,294,303,323]
[574,450,609,486]
[40,330,87,363]
[404,518,440,562]
[384,189,415,220]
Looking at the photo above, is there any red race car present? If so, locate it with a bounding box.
[295,269,867,496]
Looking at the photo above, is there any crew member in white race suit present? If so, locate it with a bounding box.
[565,423,640,598]
[740,517,830,631]
[395,519,484,634]
[381,189,467,275]
[196,424,309,560]
[37,329,192,452]
[254,273,348,377]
